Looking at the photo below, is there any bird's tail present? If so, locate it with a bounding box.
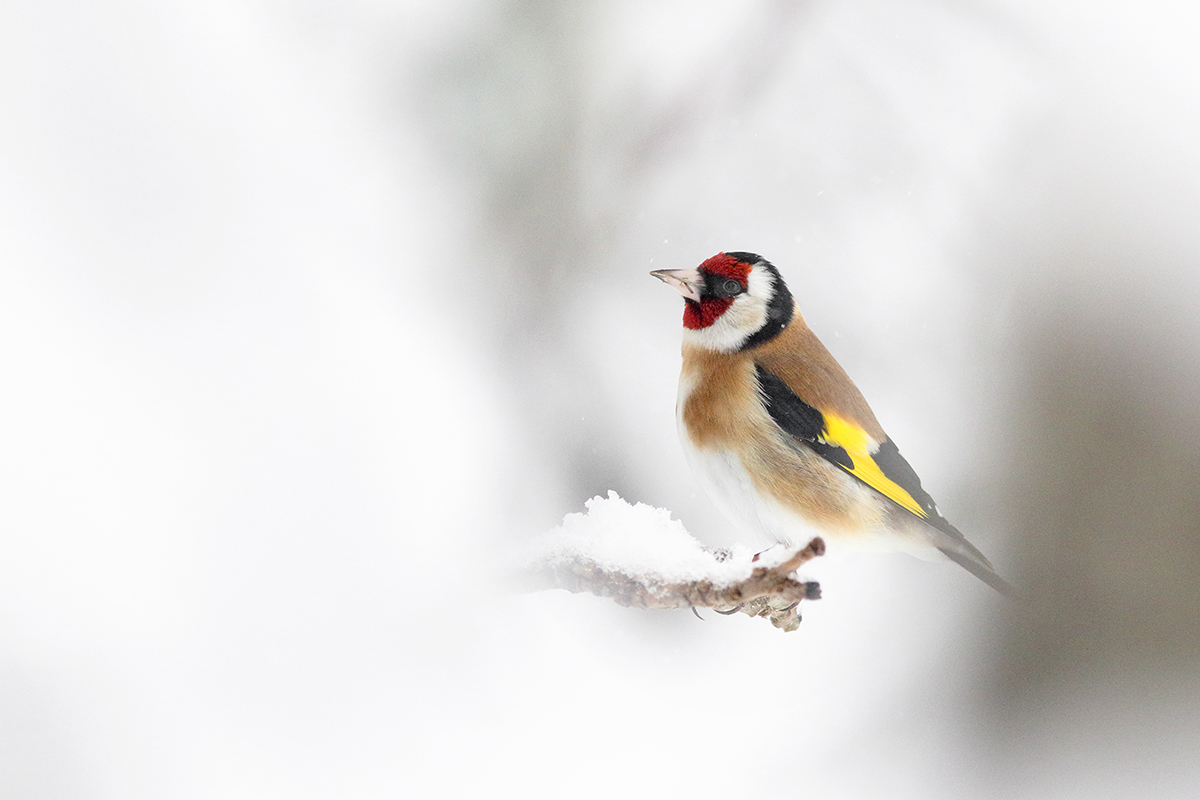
[888,506,1016,598]
[938,544,1016,599]
[912,511,1016,598]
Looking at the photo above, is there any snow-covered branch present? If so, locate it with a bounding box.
[528,493,823,632]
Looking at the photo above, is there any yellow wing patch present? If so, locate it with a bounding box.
[820,413,927,518]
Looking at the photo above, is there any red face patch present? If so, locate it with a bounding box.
[698,253,751,283]
[681,253,750,329]
[683,297,732,329]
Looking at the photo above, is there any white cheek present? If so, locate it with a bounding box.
[680,295,769,353]
[679,267,776,353]
[746,266,775,301]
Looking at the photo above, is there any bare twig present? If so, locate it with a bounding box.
[540,537,825,632]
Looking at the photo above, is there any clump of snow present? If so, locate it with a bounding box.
[531,492,793,586]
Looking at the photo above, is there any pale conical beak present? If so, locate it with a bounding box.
[650,268,702,302]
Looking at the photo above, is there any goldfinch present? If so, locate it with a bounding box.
[652,251,1011,596]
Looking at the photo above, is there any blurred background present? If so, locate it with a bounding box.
[2,0,1200,797]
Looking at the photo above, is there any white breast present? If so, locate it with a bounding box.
[675,370,925,555]
[675,371,815,549]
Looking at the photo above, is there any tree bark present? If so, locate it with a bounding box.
[538,537,825,632]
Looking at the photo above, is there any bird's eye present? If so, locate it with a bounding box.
[722,279,743,295]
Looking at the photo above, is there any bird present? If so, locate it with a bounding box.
[651,251,1012,596]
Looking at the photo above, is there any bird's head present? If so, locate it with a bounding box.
[651,251,794,352]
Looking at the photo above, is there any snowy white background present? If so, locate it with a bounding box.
[3,1,1200,798]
